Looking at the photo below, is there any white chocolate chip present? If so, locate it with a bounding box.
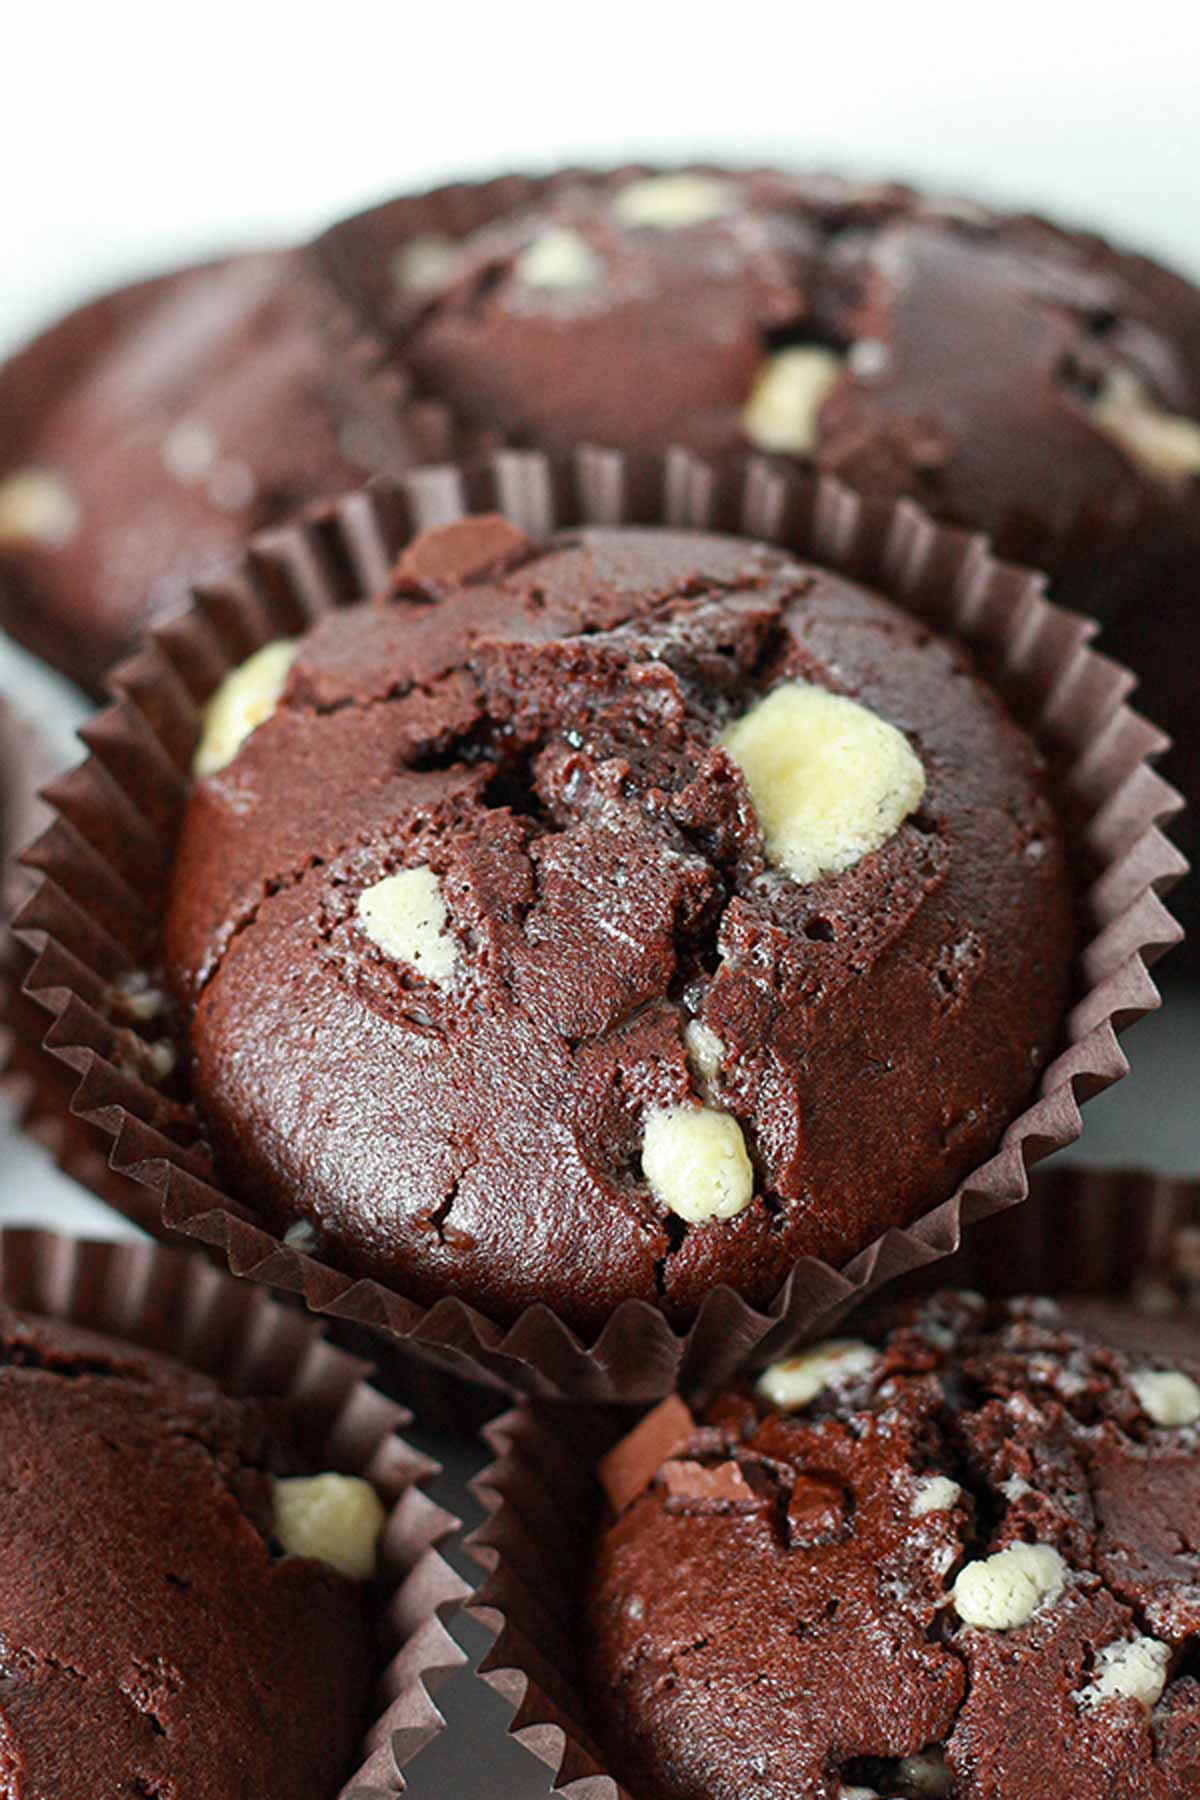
[896,1751,953,1796]
[848,337,890,379]
[911,1475,963,1518]
[0,467,79,549]
[741,347,844,455]
[612,173,736,230]
[357,867,458,985]
[840,1789,880,1800]
[390,233,458,292]
[111,971,164,1023]
[145,1040,177,1083]
[1091,368,1200,484]
[514,226,603,290]
[206,459,257,514]
[273,1473,385,1580]
[721,681,926,885]
[193,639,299,777]
[162,417,217,483]
[641,1104,753,1223]
[1130,1367,1200,1427]
[952,1543,1066,1630]
[283,1219,320,1254]
[684,1019,724,1090]
[1075,1635,1170,1712]
[756,1340,880,1412]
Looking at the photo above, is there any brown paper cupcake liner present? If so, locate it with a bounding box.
[1,697,98,1186]
[310,166,1200,615]
[12,449,1186,1401]
[0,694,158,1224]
[0,1226,470,1797]
[465,1165,1200,1798]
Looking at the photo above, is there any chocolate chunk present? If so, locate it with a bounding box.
[598,1395,695,1515]
[390,515,533,593]
[660,1459,765,1516]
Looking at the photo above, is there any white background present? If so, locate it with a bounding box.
[3,9,1200,1793]
[4,2,1200,356]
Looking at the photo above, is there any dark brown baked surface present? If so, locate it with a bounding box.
[0,252,403,693]
[0,1304,372,1798]
[162,520,1073,1333]
[347,170,1200,612]
[587,1292,1200,1799]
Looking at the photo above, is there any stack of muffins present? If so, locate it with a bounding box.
[0,164,1197,1797]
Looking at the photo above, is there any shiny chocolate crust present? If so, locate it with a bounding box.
[317,169,1200,620]
[0,1303,372,1799]
[587,1293,1200,1800]
[160,518,1073,1335]
[0,252,410,694]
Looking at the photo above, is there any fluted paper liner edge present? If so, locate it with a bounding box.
[13,448,1187,1400]
[310,165,1200,595]
[464,1165,1200,1797]
[0,1227,469,1797]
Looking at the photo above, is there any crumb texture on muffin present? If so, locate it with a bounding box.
[366,169,1200,601]
[0,1305,372,1799]
[162,520,1072,1333]
[587,1293,1200,1799]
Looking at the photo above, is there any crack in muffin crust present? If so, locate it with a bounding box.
[160,519,1073,1332]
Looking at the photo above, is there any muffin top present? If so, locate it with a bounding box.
[161,518,1072,1334]
[587,1292,1200,1800]
[348,169,1200,585]
[0,252,404,692]
[0,1303,379,1798]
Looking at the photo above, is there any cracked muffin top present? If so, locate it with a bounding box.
[0,1303,380,1799]
[587,1292,1200,1800]
[332,167,1200,610]
[160,516,1073,1334]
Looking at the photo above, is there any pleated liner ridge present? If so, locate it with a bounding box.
[12,448,1186,1401]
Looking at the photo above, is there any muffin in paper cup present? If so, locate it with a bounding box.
[310,167,1200,592]
[310,163,1200,628]
[0,252,420,697]
[0,1225,469,1797]
[12,448,1185,1401]
[464,1164,1200,1799]
[0,263,207,688]
[1,691,161,1224]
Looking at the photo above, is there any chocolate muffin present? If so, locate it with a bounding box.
[159,516,1073,1335]
[0,1300,381,1797]
[317,169,1200,620]
[0,698,65,1121]
[587,1292,1200,1799]
[0,251,410,693]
